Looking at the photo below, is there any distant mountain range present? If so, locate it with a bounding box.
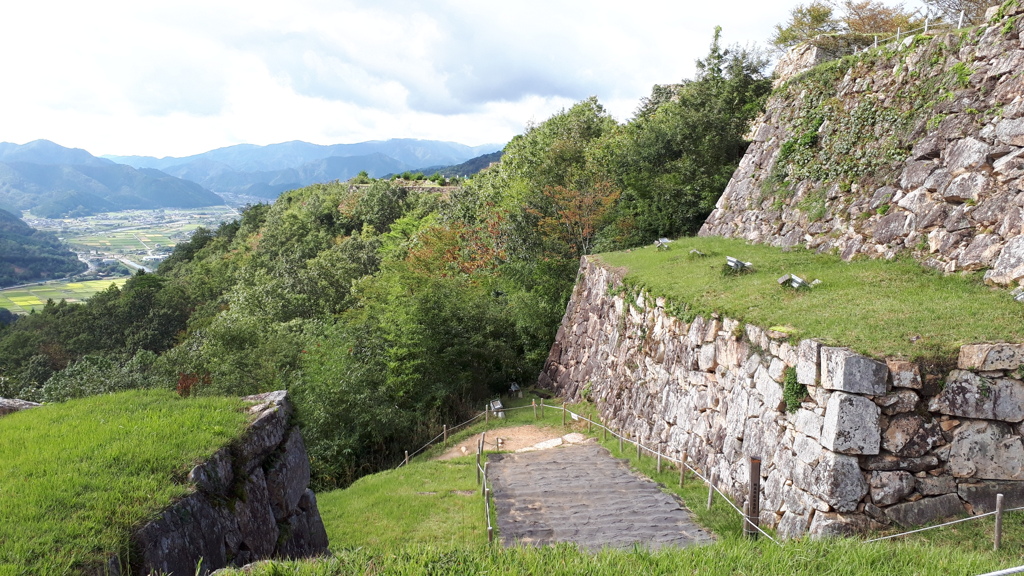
[0,141,224,218]
[0,138,506,216]
[106,139,504,198]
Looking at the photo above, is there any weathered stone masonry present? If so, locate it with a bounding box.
[540,258,1024,537]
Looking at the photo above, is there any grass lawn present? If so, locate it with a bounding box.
[0,278,128,313]
[218,397,1024,575]
[0,390,250,575]
[598,236,1024,360]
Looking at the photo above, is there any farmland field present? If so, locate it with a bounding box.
[0,278,129,313]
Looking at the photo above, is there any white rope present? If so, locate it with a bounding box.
[862,511,998,543]
[978,565,1024,576]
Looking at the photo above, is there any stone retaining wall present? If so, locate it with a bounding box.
[117,390,328,575]
[539,258,1024,537]
[699,5,1024,286]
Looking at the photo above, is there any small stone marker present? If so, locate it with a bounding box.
[726,256,753,273]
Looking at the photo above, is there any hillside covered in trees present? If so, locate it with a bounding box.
[0,207,86,288]
[0,31,770,489]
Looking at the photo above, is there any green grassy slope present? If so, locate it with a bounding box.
[215,399,1024,575]
[0,390,249,575]
[599,236,1024,360]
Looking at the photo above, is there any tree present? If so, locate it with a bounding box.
[771,0,924,50]
[922,0,988,25]
[771,1,841,48]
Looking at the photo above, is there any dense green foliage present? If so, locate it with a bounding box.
[0,207,86,287]
[0,390,248,575]
[0,30,770,490]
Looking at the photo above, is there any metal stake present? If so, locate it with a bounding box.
[995,493,1005,551]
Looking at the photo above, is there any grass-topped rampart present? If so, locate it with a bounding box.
[0,390,249,575]
[598,236,1024,360]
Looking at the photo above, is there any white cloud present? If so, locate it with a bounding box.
[0,0,922,158]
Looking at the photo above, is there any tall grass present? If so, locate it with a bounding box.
[599,237,1024,360]
[0,390,249,575]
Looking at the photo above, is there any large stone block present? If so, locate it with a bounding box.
[0,398,40,417]
[943,137,991,172]
[277,490,330,559]
[886,360,922,389]
[820,348,888,395]
[813,452,868,513]
[755,365,785,413]
[984,236,1024,285]
[958,481,1024,513]
[794,336,819,385]
[862,454,940,472]
[808,512,881,538]
[881,414,944,458]
[869,471,915,506]
[821,392,881,455]
[948,420,1024,480]
[884,494,964,528]
[188,447,234,497]
[776,511,812,539]
[929,370,1024,422]
[957,344,1024,371]
[265,428,312,520]
[996,117,1024,146]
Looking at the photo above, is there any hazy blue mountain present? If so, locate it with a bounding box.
[104,139,503,198]
[0,139,113,167]
[0,206,87,287]
[159,152,414,197]
[106,139,503,173]
[0,140,224,217]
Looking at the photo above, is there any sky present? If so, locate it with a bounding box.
[0,1,912,159]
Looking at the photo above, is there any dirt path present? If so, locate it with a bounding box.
[487,444,713,550]
[435,424,593,460]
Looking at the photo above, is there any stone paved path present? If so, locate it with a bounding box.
[487,444,713,550]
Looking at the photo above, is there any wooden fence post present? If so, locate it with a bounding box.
[562,403,566,427]
[657,452,662,474]
[443,424,448,445]
[744,456,762,539]
[532,399,537,420]
[476,444,481,485]
[995,493,1005,551]
[485,405,489,424]
[636,440,641,460]
[618,434,622,452]
[404,450,409,466]
[540,399,544,418]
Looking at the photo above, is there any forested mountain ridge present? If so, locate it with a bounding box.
[0,141,224,217]
[0,207,86,287]
[0,30,770,490]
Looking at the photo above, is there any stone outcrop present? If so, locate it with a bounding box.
[0,397,40,417]
[699,6,1024,286]
[540,258,1024,537]
[114,391,328,575]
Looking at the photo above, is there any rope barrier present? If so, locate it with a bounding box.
[563,408,1023,547]
[565,410,782,545]
[863,511,998,543]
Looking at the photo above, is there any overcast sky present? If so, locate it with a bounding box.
[0,1,917,158]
